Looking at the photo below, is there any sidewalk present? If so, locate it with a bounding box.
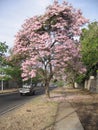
[0,89,18,95]
[54,91,84,130]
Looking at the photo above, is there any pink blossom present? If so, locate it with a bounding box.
[13,0,88,81]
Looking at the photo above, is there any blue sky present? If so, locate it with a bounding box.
[0,0,98,48]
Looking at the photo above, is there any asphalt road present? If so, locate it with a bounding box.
[0,86,56,116]
[0,92,37,116]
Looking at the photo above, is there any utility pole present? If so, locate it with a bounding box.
[1,71,4,91]
[0,53,3,91]
[0,71,4,91]
[1,79,3,91]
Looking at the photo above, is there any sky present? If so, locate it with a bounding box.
[0,0,98,49]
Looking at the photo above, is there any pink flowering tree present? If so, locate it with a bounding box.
[13,0,88,98]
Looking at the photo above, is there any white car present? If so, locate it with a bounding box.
[19,84,36,96]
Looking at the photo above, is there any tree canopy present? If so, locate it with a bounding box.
[0,42,8,54]
[13,0,88,97]
[0,42,8,81]
[0,42,8,64]
[80,21,98,77]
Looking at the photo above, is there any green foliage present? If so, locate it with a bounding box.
[75,74,86,84]
[0,42,10,81]
[0,42,8,65]
[0,65,22,86]
[80,21,98,77]
[0,42,8,54]
[55,80,64,87]
[0,67,11,81]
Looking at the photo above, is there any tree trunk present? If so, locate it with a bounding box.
[71,78,75,88]
[44,82,50,98]
[72,82,75,88]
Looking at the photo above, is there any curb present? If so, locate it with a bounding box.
[0,91,18,96]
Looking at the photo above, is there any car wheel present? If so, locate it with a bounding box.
[32,91,36,95]
[20,93,23,96]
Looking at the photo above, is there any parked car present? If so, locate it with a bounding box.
[19,84,37,96]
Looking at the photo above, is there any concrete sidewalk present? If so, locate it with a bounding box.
[54,101,84,130]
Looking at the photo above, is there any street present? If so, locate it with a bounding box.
[0,86,56,116]
[0,92,36,116]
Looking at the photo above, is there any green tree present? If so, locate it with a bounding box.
[5,49,23,87]
[0,42,8,54]
[0,42,8,90]
[80,21,98,78]
[0,42,8,64]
